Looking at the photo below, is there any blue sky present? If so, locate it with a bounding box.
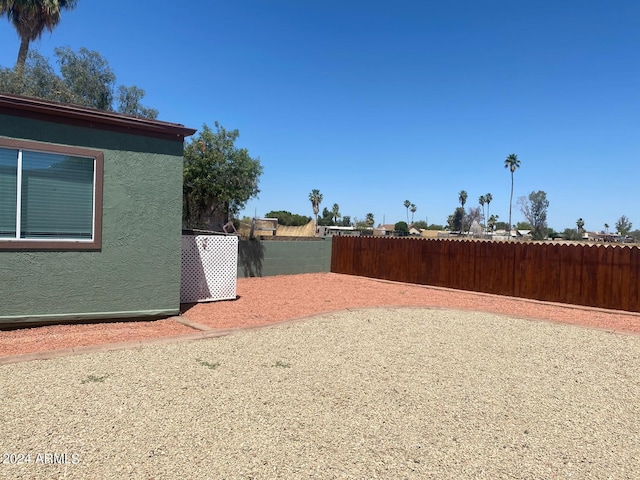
[1,1,638,231]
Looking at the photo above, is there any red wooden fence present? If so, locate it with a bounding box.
[331,237,640,313]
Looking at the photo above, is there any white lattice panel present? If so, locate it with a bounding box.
[181,235,238,303]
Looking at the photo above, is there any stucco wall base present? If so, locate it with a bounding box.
[0,309,179,327]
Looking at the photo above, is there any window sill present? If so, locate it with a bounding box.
[0,239,101,251]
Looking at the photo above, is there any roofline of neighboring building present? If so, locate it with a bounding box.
[321,226,355,231]
[0,94,197,141]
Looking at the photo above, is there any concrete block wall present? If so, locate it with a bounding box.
[237,237,332,277]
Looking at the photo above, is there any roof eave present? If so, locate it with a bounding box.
[0,94,196,141]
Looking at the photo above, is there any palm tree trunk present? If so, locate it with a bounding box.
[486,202,490,229]
[16,38,30,75]
[508,173,514,240]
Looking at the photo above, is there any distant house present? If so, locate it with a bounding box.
[0,94,195,326]
[373,224,396,236]
[585,231,625,243]
[491,229,531,240]
[420,229,442,239]
[317,225,359,237]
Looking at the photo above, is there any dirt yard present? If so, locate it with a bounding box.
[1,272,639,360]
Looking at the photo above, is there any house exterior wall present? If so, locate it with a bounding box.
[0,114,184,324]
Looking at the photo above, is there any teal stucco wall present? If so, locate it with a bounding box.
[0,114,185,324]
[237,238,332,277]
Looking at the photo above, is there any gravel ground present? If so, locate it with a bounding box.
[1,307,639,479]
[4,273,640,359]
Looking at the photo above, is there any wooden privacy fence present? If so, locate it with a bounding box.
[331,237,640,313]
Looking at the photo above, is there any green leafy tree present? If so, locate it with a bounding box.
[354,218,367,230]
[1,47,157,117]
[562,228,582,241]
[547,228,561,240]
[504,153,521,239]
[518,190,549,240]
[264,211,311,227]
[0,0,77,73]
[183,122,263,230]
[495,220,509,231]
[340,215,351,227]
[394,221,409,235]
[117,85,158,119]
[447,207,465,233]
[55,46,115,110]
[317,207,334,226]
[309,189,322,226]
[516,221,533,230]
[0,49,70,101]
[412,220,428,230]
[576,218,585,234]
[615,215,632,236]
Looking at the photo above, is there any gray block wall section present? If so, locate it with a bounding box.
[0,115,184,324]
[237,238,332,277]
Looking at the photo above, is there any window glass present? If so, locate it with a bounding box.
[20,151,94,239]
[0,139,102,249]
[0,148,17,238]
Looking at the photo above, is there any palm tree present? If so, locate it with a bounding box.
[504,153,521,239]
[331,203,340,224]
[604,223,609,234]
[576,218,585,234]
[485,193,493,229]
[365,213,374,228]
[458,190,467,233]
[479,195,486,232]
[0,0,78,73]
[403,200,411,224]
[488,214,499,233]
[458,190,467,208]
[308,189,322,227]
[410,203,417,224]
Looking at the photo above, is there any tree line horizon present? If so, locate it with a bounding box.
[303,152,636,241]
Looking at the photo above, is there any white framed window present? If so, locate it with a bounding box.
[0,138,103,250]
